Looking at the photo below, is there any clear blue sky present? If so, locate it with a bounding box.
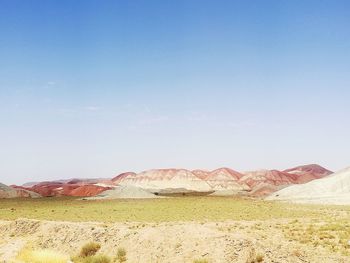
[1,0,350,184]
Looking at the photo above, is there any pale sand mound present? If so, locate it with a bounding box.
[87,185,158,199]
[266,167,350,205]
[0,183,40,198]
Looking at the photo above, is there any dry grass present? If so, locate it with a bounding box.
[17,248,69,263]
[256,253,264,262]
[279,218,350,256]
[79,242,101,257]
[115,247,127,263]
[72,254,111,263]
[193,259,209,263]
[70,242,112,263]
[245,247,264,263]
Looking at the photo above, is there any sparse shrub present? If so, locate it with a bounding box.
[246,247,264,263]
[93,255,111,263]
[193,259,208,263]
[175,243,182,249]
[256,253,264,262]
[292,249,302,257]
[80,242,101,257]
[115,247,127,262]
[246,247,256,263]
[72,254,111,263]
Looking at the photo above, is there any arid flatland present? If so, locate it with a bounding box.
[1,197,350,262]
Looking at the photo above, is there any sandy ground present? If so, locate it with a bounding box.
[0,219,349,263]
[87,185,159,199]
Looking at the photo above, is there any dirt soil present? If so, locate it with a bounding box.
[0,218,349,263]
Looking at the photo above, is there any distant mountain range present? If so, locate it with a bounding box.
[1,164,332,199]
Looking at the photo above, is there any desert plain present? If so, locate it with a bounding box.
[1,196,350,263]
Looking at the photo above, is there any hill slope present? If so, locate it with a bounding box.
[266,167,350,205]
[0,183,40,198]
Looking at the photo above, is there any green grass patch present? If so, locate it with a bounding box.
[0,196,349,223]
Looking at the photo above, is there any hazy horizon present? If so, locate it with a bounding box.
[1,0,350,185]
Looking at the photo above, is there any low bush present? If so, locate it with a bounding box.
[116,247,127,262]
[72,254,111,263]
[80,242,101,257]
[193,259,209,263]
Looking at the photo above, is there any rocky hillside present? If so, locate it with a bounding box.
[14,182,112,197]
[267,166,350,205]
[283,164,333,183]
[112,164,332,197]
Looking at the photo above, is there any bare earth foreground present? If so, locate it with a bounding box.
[0,197,350,262]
